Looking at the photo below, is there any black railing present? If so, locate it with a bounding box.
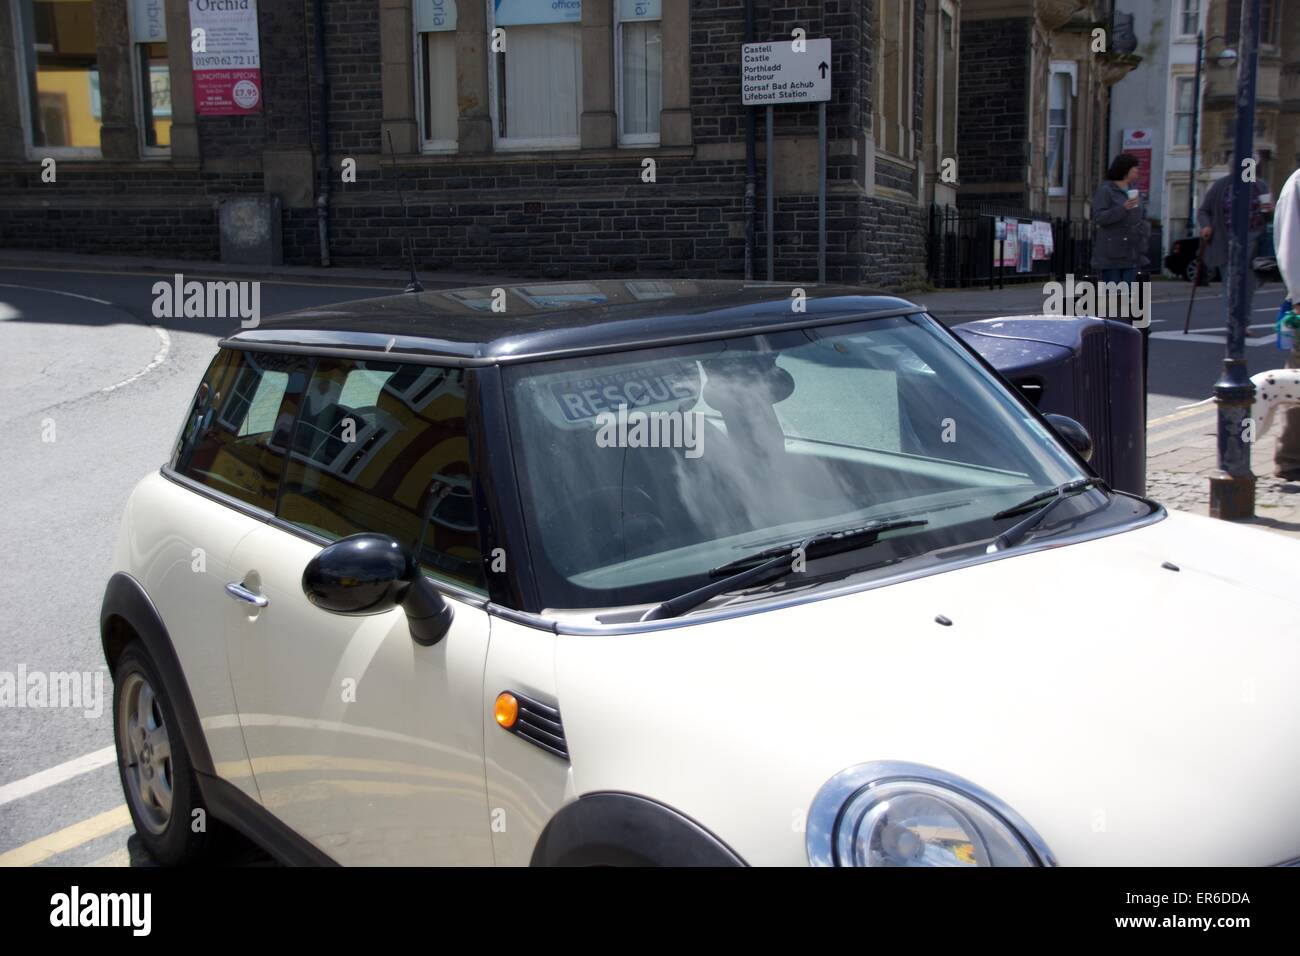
[926,204,1094,288]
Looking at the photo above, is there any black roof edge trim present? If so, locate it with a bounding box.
[218,338,485,367]
[220,306,930,368]
[530,792,747,867]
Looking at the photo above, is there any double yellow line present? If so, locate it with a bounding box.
[0,806,132,867]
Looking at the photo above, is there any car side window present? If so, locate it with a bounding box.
[277,358,486,593]
[172,349,311,511]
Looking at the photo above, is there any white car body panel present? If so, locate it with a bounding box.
[117,468,1300,866]
[555,509,1300,866]
[481,618,575,866]
[224,523,493,866]
[112,471,262,800]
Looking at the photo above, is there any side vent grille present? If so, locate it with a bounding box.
[507,692,569,760]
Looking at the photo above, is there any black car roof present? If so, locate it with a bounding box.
[222,279,925,366]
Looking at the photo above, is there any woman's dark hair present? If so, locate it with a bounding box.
[1106,153,1141,182]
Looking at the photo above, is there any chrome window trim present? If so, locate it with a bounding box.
[487,500,1166,635]
[158,466,491,610]
[805,760,1058,868]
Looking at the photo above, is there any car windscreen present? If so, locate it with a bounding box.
[503,312,1104,611]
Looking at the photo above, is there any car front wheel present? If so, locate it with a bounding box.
[112,643,217,864]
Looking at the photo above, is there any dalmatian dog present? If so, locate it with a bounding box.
[1179,368,1300,438]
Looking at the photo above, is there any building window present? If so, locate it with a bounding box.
[1173,76,1196,147]
[129,0,170,151]
[1047,65,1075,195]
[488,0,582,149]
[615,0,661,145]
[15,0,102,152]
[416,1,458,149]
[875,0,915,159]
[1227,0,1280,46]
[934,4,957,176]
[1179,0,1200,36]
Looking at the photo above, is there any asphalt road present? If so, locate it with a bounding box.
[0,266,1290,866]
[0,267,403,866]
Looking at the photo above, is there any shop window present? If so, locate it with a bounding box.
[16,0,102,152]
[130,0,171,151]
[616,0,661,145]
[416,0,458,149]
[488,0,582,149]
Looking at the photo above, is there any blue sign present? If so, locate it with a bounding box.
[495,0,581,26]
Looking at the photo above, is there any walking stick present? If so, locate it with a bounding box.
[1182,244,1204,335]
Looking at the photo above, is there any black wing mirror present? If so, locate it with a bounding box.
[1043,413,1093,463]
[302,533,453,646]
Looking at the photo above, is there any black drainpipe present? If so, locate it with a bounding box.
[313,0,331,266]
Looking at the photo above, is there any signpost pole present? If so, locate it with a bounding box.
[817,101,826,284]
[766,105,774,281]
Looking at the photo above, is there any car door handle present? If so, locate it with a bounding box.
[225,582,269,608]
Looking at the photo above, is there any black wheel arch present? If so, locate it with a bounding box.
[100,571,215,777]
[530,792,747,867]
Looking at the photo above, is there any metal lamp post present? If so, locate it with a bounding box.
[1208,0,1261,521]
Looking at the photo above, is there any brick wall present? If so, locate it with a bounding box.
[0,0,928,288]
[956,16,1031,203]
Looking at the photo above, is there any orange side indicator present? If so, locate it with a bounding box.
[494,692,519,729]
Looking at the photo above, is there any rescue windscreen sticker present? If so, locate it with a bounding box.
[550,361,698,422]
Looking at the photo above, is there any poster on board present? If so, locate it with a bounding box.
[189,0,263,116]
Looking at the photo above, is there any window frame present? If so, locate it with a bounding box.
[613,2,662,148]
[1178,0,1201,38]
[274,356,490,596]
[12,0,104,159]
[1046,62,1076,198]
[485,2,583,152]
[164,347,503,605]
[126,0,171,158]
[1171,73,1197,151]
[413,9,458,154]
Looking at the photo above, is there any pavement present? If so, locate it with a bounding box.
[1146,404,1300,538]
[0,248,521,291]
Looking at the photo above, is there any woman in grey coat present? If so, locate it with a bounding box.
[1090,153,1149,282]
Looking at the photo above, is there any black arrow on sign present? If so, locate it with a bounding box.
[818,62,828,78]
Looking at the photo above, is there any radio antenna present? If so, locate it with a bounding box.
[385,130,424,294]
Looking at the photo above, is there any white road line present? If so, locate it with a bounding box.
[0,282,112,305]
[0,746,116,808]
[102,325,171,393]
[0,281,172,391]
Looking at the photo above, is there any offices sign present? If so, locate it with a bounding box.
[494,0,581,25]
[189,0,263,116]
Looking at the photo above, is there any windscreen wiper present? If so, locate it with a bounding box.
[986,477,1108,554]
[640,518,928,622]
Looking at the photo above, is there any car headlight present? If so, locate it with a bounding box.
[806,761,1055,867]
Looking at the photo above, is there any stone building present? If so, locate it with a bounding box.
[954,0,1135,218]
[0,0,941,287]
[1104,0,1298,267]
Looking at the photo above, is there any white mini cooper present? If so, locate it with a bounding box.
[102,280,1300,867]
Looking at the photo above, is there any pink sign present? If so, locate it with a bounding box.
[1122,128,1154,195]
[189,1,263,116]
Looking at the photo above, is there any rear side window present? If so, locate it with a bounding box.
[276,358,485,592]
[172,349,310,511]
